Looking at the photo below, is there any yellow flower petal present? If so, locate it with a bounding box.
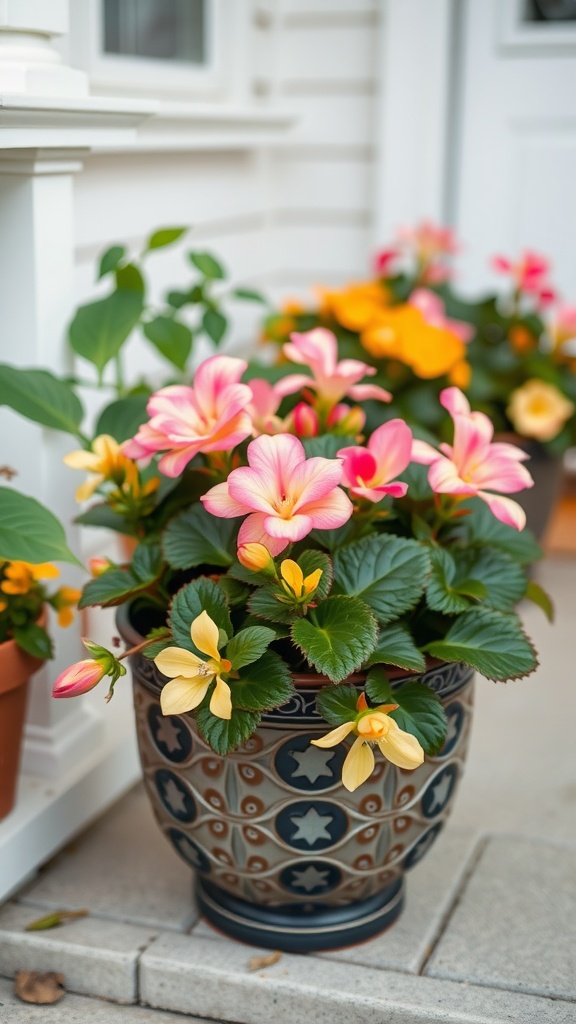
[303,568,323,596]
[342,736,375,792]
[29,562,60,580]
[57,607,75,628]
[280,559,304,597]
[63,448,101,471]
[155,646,204,679]
[377,718,424,770]
[75,475,104,503]
[209,676,232,720]
[92,434,122,464]
[191,610,221,661]
[160,675,209,715]
[311,721,356,748]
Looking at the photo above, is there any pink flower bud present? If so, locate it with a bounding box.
[291,402,319,438]
[327,403,366,435]
[52,659,105,698]
[89,557,112,578]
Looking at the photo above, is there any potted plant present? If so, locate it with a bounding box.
[51,328,549,952]
[0,486,80,820]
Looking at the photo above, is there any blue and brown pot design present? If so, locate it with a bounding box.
[119,607,474,953]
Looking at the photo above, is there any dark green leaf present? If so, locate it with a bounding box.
[189,251,225,279]
[142,627,172,660]
[460,547,527,611]
[79,567,149,609]
[333,534,430,623]
[0,365,84,437]
[525,580,554,622]
[225,626,276,670]
[115,263,145,293]
[291,596,378,682]
[131,543,163,582]
[196,706,261,755]
[98,245,126,279]
[232,650,293,711]
[365,622,426,672]
[233,288,268,304]
[95,392,150,442]
[202,308,227,344]
[146,227,187,251]
[248,586,300,623]
[143,316,193,371]
[364,667,394,704]
[13,623,53,661]
[315,684,359,725]
[75,502,135,535]
[426,548,474,615]
[217,576,250,607]
[302,434,355,459]
[424,608,538,681]
[69,290,143,375]
[458,498,542,565]
[0,488,80,565]
[365,668,448,755]
[169,577,233,655]
[162,503,237,570]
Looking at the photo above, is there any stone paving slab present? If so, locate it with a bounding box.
[0,902,158,1004]
[18,787,197,932]
[0,977,211,1024]
[426,834,576,1002]
[139,931,576,1023]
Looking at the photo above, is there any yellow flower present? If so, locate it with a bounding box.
[52,586,82,627]
[506,379,575,442]
[237,543,275,574]
[318,281,390,333]
[448,359,471,389]
[311,699,424,792]
[280,559,322,600]
[361,305,466,379]
[1,561,59,596]
[64,435,140,502]
[155,610,233,720]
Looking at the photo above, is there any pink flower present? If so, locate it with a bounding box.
[412,387,533,530]
[337,420,412,502]
[201,433,353,555]
[398,221,459,259]
[123,356,253,476]
[491,250,556,305]
[373,247,400,277]
[274,328,391,407]
[53,659,105,698]
[409,289,474,343]
[246,378,286,435]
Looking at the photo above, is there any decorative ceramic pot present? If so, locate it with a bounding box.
[0,622,45,821]
[118,605,475,953]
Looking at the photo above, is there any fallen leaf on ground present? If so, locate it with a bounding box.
[25,909,88,931]
[247,950,282,972]
[14,970,66,1004]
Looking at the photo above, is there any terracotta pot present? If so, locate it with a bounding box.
[118,604,475,953]
[0,623,45,821]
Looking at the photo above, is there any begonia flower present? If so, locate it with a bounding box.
[155,610,233,719]
[507,380,574,443]
[123,356,253,476]
[275,328,391,407]
[280,559,323,601]
[412,387,533,530]
[247,378,286,435]
[337,419,412,502]
[201,433,353,556]
[53,659,106,698]
[491,250,556,305]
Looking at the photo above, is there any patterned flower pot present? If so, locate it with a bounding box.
[0,622,45,821]
[118,605,475,953]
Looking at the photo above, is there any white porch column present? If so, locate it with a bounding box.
[0,0,88,96]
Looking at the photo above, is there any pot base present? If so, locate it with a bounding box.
[196,875,404,953]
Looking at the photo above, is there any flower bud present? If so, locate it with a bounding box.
[327,403,366,435]
[53,659,105,698]
[237,543,275,575]
[291,402,319,438]
[89,557,113,577]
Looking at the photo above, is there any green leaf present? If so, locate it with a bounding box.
[424,608,538,681]
[142,627,172,660]
[215,575,250,607]
[459,547,527,611]
[98,245,126,279]
[296,550,333,599]
[365,622,426,672]
[333,535,430,623]
[0,488,80,565]
[162,503,237,570]
[143,316,193,371]
[233,288,268,304]
[69,289,144,375]
[291,596,378,682]
[0,365,85,438]
[115,263,145,293]
[458,498,542,565]
[13,623,53,661]
[525,580,554,622]
[202,308,227,345]
[196,706,261,755]
[232,650,293,711]
[302,435,356,460]
[146,227,187,251]
[75,502,135,536]
[225,626,276,670]
[79,567,152,609]
[426,548,475,615]
[248,586,300,624]
[169,577,233,655]
[95,393,150,442]
[316,684,359,725]
[366,669,447,755]
[189,251,225,279]
[131,543,163,582]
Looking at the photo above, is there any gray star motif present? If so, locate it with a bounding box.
[290,865,330,893]
[162,778,188,816]
[290,808,333,846]
[445,714,459,745]
[412,830,438,863]
[155,717,183,753]
[290,746,335,784]
[427,773,453,814]
[176,835,202,868]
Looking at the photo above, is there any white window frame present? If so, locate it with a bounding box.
[69,0,244,100]
[499,0,576,52]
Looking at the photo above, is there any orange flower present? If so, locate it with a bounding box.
[52,586,82,627]
[361,305,467,379]
[448,359,471,389]
[1,561,59,596]
[318,281,390,332]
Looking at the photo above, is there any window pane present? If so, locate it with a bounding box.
[103,0,206,63]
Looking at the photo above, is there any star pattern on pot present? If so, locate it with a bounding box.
[426,772,453,814]
[290,865,330,893]
[175,834,203,869]
[289,746,335,784]
[155,717,183,754]
[162,777,188,816]
[444,712,460,747]
[289,808,334,846]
